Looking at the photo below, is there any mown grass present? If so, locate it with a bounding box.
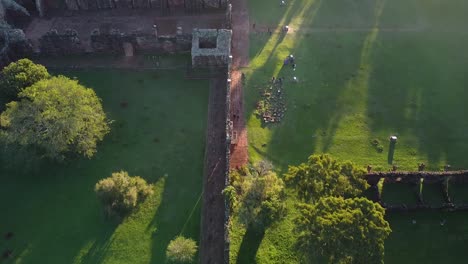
[0,69,208,263]
[230,0,468,263]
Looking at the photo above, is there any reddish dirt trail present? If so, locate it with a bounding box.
[229,0,250,169]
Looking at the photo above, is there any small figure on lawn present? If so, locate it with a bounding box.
[440,219,446,226]
[444,164,451,171]
[268,28,272,35]
[283,25,289,33]
[292,63,297,71]
[367,165,372,173]
[293,76,298,82]
[418,163,426,171]
[280,0,286,6]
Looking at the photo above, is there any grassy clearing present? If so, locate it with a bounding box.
[0,69,208,263]
[230,0,468,263]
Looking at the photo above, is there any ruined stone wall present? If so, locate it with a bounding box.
[61,0,227,11]
[64,0,160,10]
[39,29,84,55]
[202,0,228,9]
[37,28,192,55]
[192,29,231,68]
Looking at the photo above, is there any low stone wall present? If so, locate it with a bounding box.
[365,170,468,211]
[37,28,192,56]
[59,0,227,11]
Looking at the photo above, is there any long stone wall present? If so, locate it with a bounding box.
[365,170,468,212]
[59,0,227,11]
[36,28,192,55]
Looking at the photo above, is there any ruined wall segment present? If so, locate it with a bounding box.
[191,28,231,68]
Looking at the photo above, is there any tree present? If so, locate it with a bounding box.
[0,59,50,100]
[0,76,110,160]
[237,171,286,229]
[95,171,153,217]
[285,154,369,202]
[295,197,391,264]
[224,161,286,229]
[166,236,198,263]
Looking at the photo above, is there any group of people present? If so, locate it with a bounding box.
[282,54,298,82]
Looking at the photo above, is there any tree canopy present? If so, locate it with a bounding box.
[224,161,286,229]
[0,59,50,100]
[0,75,110,160]
[95,171,153,217]
[166,236,198,263]
[295,197,391,264]
[285,154,369,202]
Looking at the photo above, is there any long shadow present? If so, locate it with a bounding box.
[148,176,203,263]
[0,69,209,264]
[236,226,266,264]
[0,154,120,264]
[366,21,468,167]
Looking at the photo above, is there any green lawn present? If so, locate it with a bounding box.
[231,0,468,263]
[0,69,208,263]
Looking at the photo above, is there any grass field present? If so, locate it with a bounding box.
[230,0,468,263]
[0,69,208,263]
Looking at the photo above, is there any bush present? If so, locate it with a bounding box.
[371,138,384,153]
[95,171,153,217]
[166,236,198,263]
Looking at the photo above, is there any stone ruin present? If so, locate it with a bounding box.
[191,28,231,68]
[36,0,229,15]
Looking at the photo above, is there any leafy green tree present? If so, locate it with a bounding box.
[224,160,286,229]
[0,59,50,100]
[295,197,391,264]
[237,171,286,228]
[0,76,110,160]
[95,171,153,217]
[166,236,198,263]
[285,154,369,202]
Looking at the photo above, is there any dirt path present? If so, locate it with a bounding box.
[229,0,250,169]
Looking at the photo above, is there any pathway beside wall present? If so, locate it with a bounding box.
[229,0,249,169]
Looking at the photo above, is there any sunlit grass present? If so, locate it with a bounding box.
[233,0,468,263]
[0,69,207,264]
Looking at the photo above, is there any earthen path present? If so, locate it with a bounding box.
[229,0,249,169]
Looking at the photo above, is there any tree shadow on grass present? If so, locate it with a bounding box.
[367,31,468,167]
[236,226,266,264]
[148,174,203,263]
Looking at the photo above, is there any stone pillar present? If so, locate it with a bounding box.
[153,24,158,38]
[123,42,134,57]
[36,0,45,17]
[176,26,183,36]
[226,4,232,29]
